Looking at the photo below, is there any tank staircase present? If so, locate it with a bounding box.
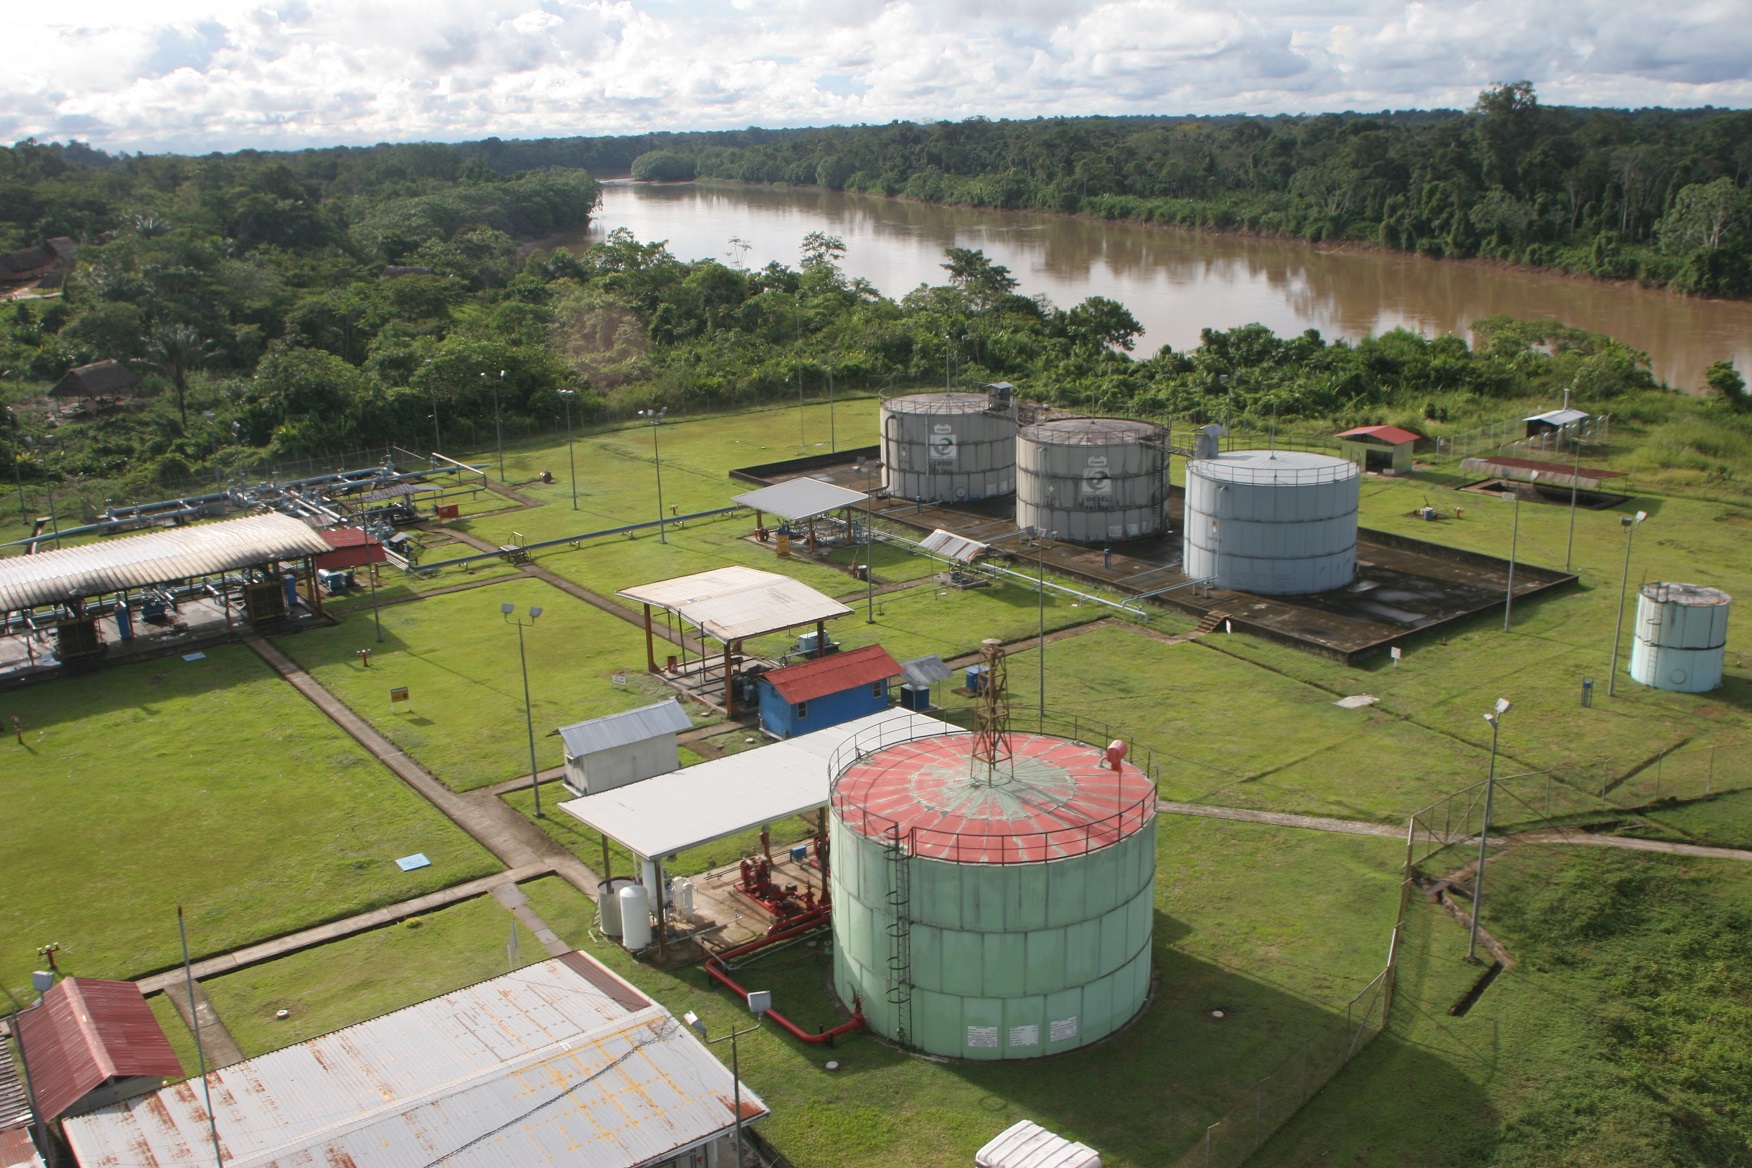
[883,826,916,1051]
[1162,609,1231,645]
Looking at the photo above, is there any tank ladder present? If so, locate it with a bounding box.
[883,825,915,1051]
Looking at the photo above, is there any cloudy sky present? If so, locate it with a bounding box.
[8,0,1752,153]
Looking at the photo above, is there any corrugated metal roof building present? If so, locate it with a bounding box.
[1335,425,1422,475]
[62,952,768,1168]
[758,644,901,740]
[12,978,182,1123]
[557,698,694,796]
[0,513,332,615]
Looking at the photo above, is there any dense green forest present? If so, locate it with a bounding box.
[3,101,1750,501]
[602,86,1752,297]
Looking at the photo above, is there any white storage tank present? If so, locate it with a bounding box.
[1183,450,1360,595]
[1016,417,1169,543]
[1630,582,1730,692]
[881,391,1016,503]
[617,883,652,949]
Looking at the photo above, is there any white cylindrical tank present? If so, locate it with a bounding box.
[1629,582,1730,692]
[1183,450,1360,595]
[1016,417,1169,543]
[881,392,1016,503]
[618,884,652,949]
[597,877,635,937]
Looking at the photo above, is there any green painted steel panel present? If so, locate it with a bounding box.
[830,797,1156,1059]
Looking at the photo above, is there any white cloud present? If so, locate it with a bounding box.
[2,0,1750,152]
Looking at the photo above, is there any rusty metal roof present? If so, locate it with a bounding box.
[1336,425,1422,446]
[0,1127,45,1168]
[62,953,767,1168]
[0,513,331,613]
[763,644,900,703]
[12,978,183,1123]
[619,567,850,643]
[0,1036,30,1131]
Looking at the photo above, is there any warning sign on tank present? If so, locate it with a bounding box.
[1008,1024,1040,1047]
[1049,1016,1079,1042]
[1081,455,1113,501]
[928,424,959,462]
[966,1025,999,1048]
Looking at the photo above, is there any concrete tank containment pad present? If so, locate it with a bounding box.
[881,391,1017,503]
[1017,417,1169,544]
[1630,582,1731,693]
[830,724,1157,1060]
[1183,449,1361,595]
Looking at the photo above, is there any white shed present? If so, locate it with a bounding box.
[558,699,693,796]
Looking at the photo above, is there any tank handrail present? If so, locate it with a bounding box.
[1187,460,1361,486]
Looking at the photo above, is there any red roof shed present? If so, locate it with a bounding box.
[315,527,387,571]
[764,644,901,704]
[13,978,183,1122]
[1336,424,1422,446]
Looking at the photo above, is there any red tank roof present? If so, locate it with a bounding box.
[764,644,900,703]
[14,978,183,1121]
[833,732,1156,863]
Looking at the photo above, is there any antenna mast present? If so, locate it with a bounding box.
[970,638,1013,776]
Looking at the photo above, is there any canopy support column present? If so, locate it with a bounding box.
[724,640,736,717]
[643,603,657,672]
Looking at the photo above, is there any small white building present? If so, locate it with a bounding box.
[558,699,694,796]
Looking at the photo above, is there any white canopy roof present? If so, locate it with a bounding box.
[619,566,851,643]
[0,512,330,613]
[919,528,989,563]
[732,477,867,520]
[976,1121,1101,1168]
[559,709,956,859]
[1526,408,1589,426]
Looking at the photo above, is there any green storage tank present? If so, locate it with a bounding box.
[829,726,1157,1059]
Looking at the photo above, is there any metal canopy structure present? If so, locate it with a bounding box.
[899,653,954,687]
[0,513,330,614]
[918,528,989,563]
[732,476,867,520]
[559,709,955,861]
[618,566,852,716]
[63,953,766,1168]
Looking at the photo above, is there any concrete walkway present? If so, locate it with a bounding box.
[1518,827,1752,862]
[136,866,548,995]
[160,980,245,1068]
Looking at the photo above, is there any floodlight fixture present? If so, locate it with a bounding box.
[501,601,515,615]
[747,990,772,1016]
[528,606,542,620]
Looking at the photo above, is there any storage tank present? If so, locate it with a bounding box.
[881,391,1016,503]
[618,884,652,949]
[1182,450,1360,595]
[1016,417,1169,543]
[828,719,1157,1060]
[1629,582,1730,692]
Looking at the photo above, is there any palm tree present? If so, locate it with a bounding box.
[146,325,213,428]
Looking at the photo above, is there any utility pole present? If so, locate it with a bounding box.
[1469,698,1511,962]
[559,389,579,510]
[503,602,545,816]
[1607,511,1648,696]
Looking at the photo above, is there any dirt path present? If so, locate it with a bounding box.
[1516,827,1752,862]
[1156,801,1406,838]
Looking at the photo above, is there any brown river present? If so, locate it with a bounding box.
[578,181,1752,392]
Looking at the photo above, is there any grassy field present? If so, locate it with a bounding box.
[0,644,500,1003]
[1252,845,1752,1167]
[200,891,556,1058]
[530,816,1404,1168]
[276,577,713,790]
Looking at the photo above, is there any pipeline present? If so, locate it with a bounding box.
[703,909,865,1045]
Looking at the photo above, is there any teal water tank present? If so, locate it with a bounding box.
[829,727,1157,1059]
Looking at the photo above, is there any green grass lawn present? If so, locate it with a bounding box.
[276,577,716,790]
[1252,844,1752,1167]
[200,890,558,1058]
[0,645,500,1003]
[549,816,1401,1168]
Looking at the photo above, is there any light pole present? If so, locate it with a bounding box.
[684,990,770,1168]
[1504,472,1534,631]
[1564,436,1582,572]
[638,408,669,543]
[7,407,27,524]
[483,370,507,481]
[1468,697,1511,962]
[1036,527,1056,716]
[861,456,876,623]
[1607,510,1649,696]
[502,602,545,817]
[558,389,579,510]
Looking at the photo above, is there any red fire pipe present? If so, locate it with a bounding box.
[705,910,865,1045]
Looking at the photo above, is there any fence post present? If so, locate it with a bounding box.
[1655,751,1663,802]
[1204,1122,1217,1168]
[1708,747,1714,797]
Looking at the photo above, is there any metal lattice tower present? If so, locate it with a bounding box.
[971,637,1013,773]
